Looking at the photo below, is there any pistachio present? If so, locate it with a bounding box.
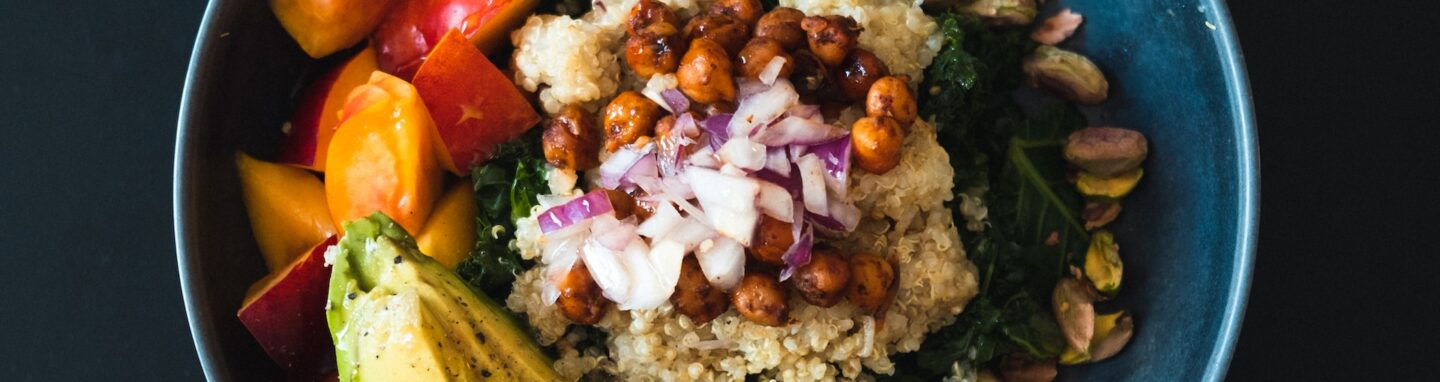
[998,354,1058,382]
[960,0,1039,26]
[1058,311,1134,364]
[1084,230,1123,295]
[1077,168,1144,200]
[1064,127,1148,177]
[1023,45,1109,105]
[1052,275,1097,352]
[1082,200,1122,230]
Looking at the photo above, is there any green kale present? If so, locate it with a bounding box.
[454,130,548,298]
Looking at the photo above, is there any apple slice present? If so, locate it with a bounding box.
[372,0,540,79]
[270,0,397,58]
[325,71,444,234]
[412,29,541,174]
[416,181,477,268]
[279,47,379,172]
[236,151,338,271]
[238,236,338,380]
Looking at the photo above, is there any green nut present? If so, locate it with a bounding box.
[1023,46,1109,105]
[1077,168,1144,200]
[960,0,1038,26]
[1084,230,1123,295]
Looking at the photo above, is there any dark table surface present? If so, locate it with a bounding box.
[1,0,1436,380]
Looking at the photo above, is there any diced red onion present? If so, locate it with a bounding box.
[661,88,691,113]
[636,200,682,238]
[542,256,577,305]
[763,147,791,176]
[756,180,795,223]
[582,239,632,304]
[696,237,745,290]
[718,137,767,171]
[778,227,813,281]
[751,116,847,146]
[796,153,829,216]
[785,104,821,121]
[729,79,797,138]
[809,135,852,198]
[537,190,615,233]
[688,144,719,169]
[663,216,719,251]
[649,239,686,293]
[590,215,638,251]
[598,144,653,189]
[686,167,760,245]
[702,113,732,146]
[806,198,861,232]
[759,56,787,85]
[618,239,669,310]
[541,218,590,265]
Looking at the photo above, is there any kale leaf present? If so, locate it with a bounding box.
[454,130,547,298]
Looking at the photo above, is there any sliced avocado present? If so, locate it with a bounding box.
[327,213,560,382]
[1075,168,1143,200]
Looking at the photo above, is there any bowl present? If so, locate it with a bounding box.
[174,0,1257,380]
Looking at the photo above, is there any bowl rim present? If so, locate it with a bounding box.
[172,0,1258,380]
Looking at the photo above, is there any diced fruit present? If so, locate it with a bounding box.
[325,72,444,234]
[416,182,477,268]
[270,0,397,58]
[236,152,338,271]
[279,47,380,171]
[412,29,541,173]
[372,0,541,79]
[237,236,339,379]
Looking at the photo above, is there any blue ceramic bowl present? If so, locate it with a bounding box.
[174,0,1257,380]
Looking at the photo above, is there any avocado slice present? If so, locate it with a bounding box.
[326,213,560,382]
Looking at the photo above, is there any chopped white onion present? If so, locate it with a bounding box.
[695,236,745,290]
[686,167,760,245]
[589,214,638,251]
[756,180,795,223]
[718,137,767,171]
[582,239,632,304]
[663,216,720,250]
[648,239,687,293]
[763,148,791,176]
[597,144,653,189]
[751,116,847,146]
[758,56,787,85]
[541,219,590,265]
[542,254,579,305]
[687,144,719,169]
[618,239,668,310]
[796,153,829,216]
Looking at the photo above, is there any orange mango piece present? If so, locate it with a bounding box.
[270,0,397,58]
[416,182,478,269]
[325,71,444,234]
[236,152,338,271]
[412,28,541,174]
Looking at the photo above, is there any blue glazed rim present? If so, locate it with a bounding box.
[172,0,1258,380]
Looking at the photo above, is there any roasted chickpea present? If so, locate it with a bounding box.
[603,189,637,219]
[754,8,806,51]
[625,30,684,78]
[787,50,828,96]
[708,0,763,27]
[800,15,861,68]
[846,252,897,314]
[671,256,730,324]
[627,0,679,35]
[683,13,751,57]
[791,248,851,307]
[602,91,664,152]
[677,38,738,105]
[835,48,890,101]
[543,105,601,171]
[737,38,794,81]
[865,75,917,127]
[732,270,790,326]
[556,261,609,324]
[851,116,905,174]
[748,214,794,265]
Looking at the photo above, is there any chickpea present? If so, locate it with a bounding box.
[747,214,794,266]
[602,91,664,152]
[683,13,750,57]
[754,8,806,51]
[708,0,763,27]
[846,252,897,314]
[603,189,637,219]
[835,48,890,101]
[737,38,794,81]
[732,270,790,326]
[671,256,730,324]
[865,75,917,127]
[626,0,679,36]
[625,30,684,78]
[787,50,828,96]
[542,105,601,171]
[677,38,738,105]
[850,116,905,174]
[556,261,609,324]
[800,15,861,68]
[791,248,851,307]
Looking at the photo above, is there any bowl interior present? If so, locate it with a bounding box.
[174,0,1255,380]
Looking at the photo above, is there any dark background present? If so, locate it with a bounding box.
[0,0,1436,380]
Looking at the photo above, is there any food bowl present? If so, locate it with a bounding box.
[173,0,1256,380]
